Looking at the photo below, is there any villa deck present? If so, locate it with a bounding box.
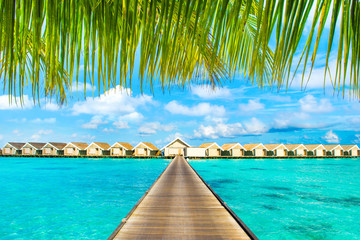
[108,156,257,240]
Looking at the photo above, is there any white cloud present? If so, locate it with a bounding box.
[113,121,129,129]
[156,132,185,146]
[12,130,20,135]
[71,133,78,138]
[42,102,60,111]
[0,134,3,140]
[191,86,231,99]
[0,95,33,110]
[244,118,269,135]
[81,116,108,129]
[70,82,96,92]
[165,101,225,117]
[138,122,176,135]
[239,99,265,112]
[193,118,268,139]
[31,118,56,124]
[299,95,334,113]
[72,86,155,117]
[30,130,53,141]
[117,112,144,122]
[323,130,340,143]
[103,128,115,133]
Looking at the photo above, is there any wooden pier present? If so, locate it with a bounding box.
[108,156,257,240]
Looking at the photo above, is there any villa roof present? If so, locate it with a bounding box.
[341,145,360,151]
[264,144,287,151]
[133,142,159,151]
[243,143,266,151]
[143,142,159,151]
[46,142,67,150]
[323,144,343,151]
[304,144,325,151]
[161,138,191,150]
[199,143,222,150]
[111,142,134,150]
[7,142,26,149]
[221,143,243,150]
[26,142,47,149]
[67,142,89,150]
[284,144,306,151]
[88,142,111,150]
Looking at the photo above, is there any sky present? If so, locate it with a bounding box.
[1,7,359,149]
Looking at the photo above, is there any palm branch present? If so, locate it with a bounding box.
[0,0,359,103]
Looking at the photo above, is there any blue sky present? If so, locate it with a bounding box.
[1,10,359,148]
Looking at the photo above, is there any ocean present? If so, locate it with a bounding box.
[1,157,359,239]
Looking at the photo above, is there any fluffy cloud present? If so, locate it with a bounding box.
[191,86,231,99]
[81,116,108,129]
[239,99,265,112]
[138,122,176,135]
[0,95,33,110]
[193,118,268,139]
[30,130,53,141]
[323,130,340,143]
[31,118,56,124]
[0,134,3,140]
[299,95,334,113]
[72,86,155,117]
[42,102,60,111]
[113,121,129,129]
[165,101,225,117]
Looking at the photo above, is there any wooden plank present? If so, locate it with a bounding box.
[108,156,258,240]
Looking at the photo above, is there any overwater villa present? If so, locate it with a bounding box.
[86,142,111,156]
[342,145,360,156]
[133,142,159,156]
[304,144,326,156]
[199,143,223,157]
[161,138,191,157]
[221,143,245,157]
[110,142,134,156]
[264,144,288,157]
[243,143,268,157]
[21,142,46,155]
[323,144,344,156]
[184,147,206,157]
[285,144,308,156]
[2,142,25,155]
[42,142,67,156]
[63,142,89,156]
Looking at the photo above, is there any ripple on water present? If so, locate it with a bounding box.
[261,186,292,192]
[33,167,76,170]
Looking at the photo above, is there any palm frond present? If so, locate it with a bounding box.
[0,0,359,104]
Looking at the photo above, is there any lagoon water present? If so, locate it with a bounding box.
[1,157,359,239]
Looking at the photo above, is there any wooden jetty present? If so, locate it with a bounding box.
[108,156,257,239]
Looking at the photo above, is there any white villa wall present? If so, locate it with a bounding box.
[332,148,343,156]
[315,149,325,156]
[64,146,79,156]
[232,148,243,156]
[350,149,359,156]
[275,149,286,156]
[254,148,265,156]
[185,148,206,157]
[295,148,307,156]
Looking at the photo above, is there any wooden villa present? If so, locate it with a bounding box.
[199,143,223,157]
[342,145,360,156]
[110,142,134,156]
[285,144,308,156]
[243,143,268,157]
[21,142,47,155]
[221,143,245,157]
[323,144,344,156]
[2,142,26,155]
[161,138,191,157]
[133,142,159,156]
[86,142,111,156]
[264,144,288,157]
[63,142,89,156]
[42,142,67,156]
[304,144,326,156]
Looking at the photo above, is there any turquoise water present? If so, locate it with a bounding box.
[190,158,360,240]
[0,157,359,239]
